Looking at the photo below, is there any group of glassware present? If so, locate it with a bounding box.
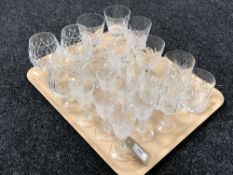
[28,5,216,162]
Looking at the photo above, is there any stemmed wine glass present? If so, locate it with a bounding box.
[94,60,118,141]
[135,34,165,89]
[130,73,160,143]
[109,104,136,161]
[69,63,98,127]
[158,50,196,133]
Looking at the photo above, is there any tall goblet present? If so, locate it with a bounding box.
[131,74,160,143]
[94,60,118,141]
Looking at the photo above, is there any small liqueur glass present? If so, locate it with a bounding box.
[69,65,98,128]
[157,50,196,134]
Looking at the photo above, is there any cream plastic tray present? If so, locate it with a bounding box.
[27,65,224,175]
[27,32,224,175]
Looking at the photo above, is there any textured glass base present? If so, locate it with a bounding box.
[62,97,77,108]
[76,112,98,128]
[110,140,134,162]
[157,117,176,134]
[133,127,154,143]
[95,121,115,142]
[132,120,154,143]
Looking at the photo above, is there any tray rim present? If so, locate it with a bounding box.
[26,66,224,175]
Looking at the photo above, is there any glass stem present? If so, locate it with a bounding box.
[100,120,112,132]
[137,119,148,133]
[118,139,127,151]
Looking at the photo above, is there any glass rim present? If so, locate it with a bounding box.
[147,34,165,49]
[29,32,59,49]
[104,5,131,19]
[77,13,105,29]
[193,67,216,86]
[129,15,152,32]
[164,49,196,70]
[61,24,81,39]
[29,32,57,44]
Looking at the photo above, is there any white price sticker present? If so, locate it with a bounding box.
[132,143,148,162]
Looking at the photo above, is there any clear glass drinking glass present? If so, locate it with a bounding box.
[77,13,105,48]
[29,32,61,70]
[130,74,159,143]
[93,60,118,141]
[109,104,136,161]
[181,68,216,113]
[104,5,131,37]
[61,24,91,62]
[93,89,117,141]
[128,16,152,49]
[157,50,196,134]
[96,60,117,91]
[48,63,78,108]
[135,35,165,88]
[69,68,97,127]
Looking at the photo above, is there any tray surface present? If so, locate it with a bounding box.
[27,66,224,175]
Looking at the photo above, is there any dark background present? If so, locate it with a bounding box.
[0,0,233,174]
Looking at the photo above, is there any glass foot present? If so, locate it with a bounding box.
[132,126,154,143]
[95,122,115,142]
[76,112,98,128]
[62,98,77,108]
[157,118,176,134]
[110,140,134,162]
